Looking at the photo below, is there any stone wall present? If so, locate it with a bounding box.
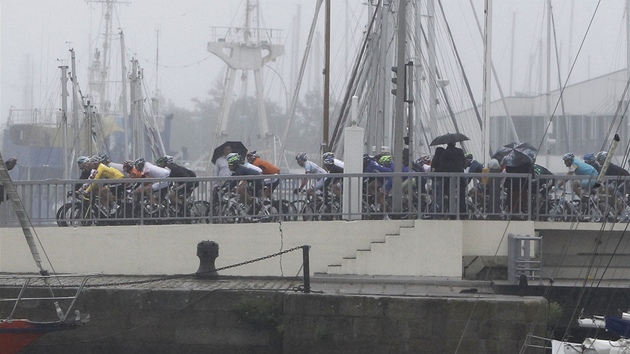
[16,288,548,354]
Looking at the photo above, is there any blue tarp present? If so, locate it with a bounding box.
[605,316,630,337]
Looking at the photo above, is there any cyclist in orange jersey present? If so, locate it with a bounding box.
[246,151,280,198]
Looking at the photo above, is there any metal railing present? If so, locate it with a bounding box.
[1,172,629,226]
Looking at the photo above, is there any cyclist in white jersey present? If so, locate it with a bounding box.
[294,153,327,196]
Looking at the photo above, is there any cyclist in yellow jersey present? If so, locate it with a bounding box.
[84,156,125,214]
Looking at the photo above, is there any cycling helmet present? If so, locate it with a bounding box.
[322,152,335,165]
[134,157,146,169]
[99,154,110,164]
[379,155,392,165]
[165,155,174,164]
[226,153,241,166]
[77,156,89,165]
[123,160,134,168]
[420,155,432,164]
[596,151,608,164]
[295,153,307,162]
[464,153,473,160]
[583,153,596,164]
[562,153,575,162]
[88,155,101,165]
[155,157,168,166]
[246,150,258,158]
[363,153,372,161]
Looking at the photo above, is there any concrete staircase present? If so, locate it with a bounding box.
[325,220,416,275]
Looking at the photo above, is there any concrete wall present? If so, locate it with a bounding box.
[16,288,548,354]
[537,228,630,280]
[0,220,535,278]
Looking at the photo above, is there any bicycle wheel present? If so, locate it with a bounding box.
[273,200,296,221]
[300,202,320,221]
[189,201,211,224]
[258,203,279,223]
[57,202,93,227]
[284,200,298,221]
[580,201,604,222]
[219,203,242,224]
[56,203,78,227]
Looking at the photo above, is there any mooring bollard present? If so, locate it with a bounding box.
[196,241,219,278]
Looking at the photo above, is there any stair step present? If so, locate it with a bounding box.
[324,220,416,275]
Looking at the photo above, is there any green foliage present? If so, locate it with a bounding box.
[547,301,563,330]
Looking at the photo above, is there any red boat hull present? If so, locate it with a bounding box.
[0,319,77,354]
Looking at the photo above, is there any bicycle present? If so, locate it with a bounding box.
[299,189,341,221]
[56,191,134,227]
[216,187,279,223]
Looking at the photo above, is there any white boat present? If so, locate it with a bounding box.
[551,338,630,354]
[579,316,607,329]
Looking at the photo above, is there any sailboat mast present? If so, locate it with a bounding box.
[545,0,552,167]
[482,0,493,164]
[120,31,129,158]
[323,0,331,151]
[70,49,80,156]
[60,66,70,180]
[155,29,160,97]
[392,0,407,212]
[626,0,630,144]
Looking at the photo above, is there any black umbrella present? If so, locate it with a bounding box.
[211,141,247,164]
[500,150,534,167]
[493,142,538,163]
[429,132,470,146]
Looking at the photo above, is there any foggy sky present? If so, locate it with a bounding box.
[1,0,627,128]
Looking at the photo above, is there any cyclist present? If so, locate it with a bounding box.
[155,156,198,207]
[322,152,344,199]
[363,155,393,219]
[122,160,144,179]
[227,153,263,206]
[558,153,598,199]
[583,153,600,172]
[595,151,629,212]
[246,151,280,198]
[83,155,125,214]
[133,157,171,208]
[295,153,327,197]
[73,156,93,193]
[99,154,125,175]
[596,151,629,177]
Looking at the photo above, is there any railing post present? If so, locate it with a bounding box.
[528,175,532,220]
[302,245,311,293]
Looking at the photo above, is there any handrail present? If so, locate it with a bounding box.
[1,172,628,225]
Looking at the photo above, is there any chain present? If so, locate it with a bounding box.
[212,245,304,273]
[0,246,307,289]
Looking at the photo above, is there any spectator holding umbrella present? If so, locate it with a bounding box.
[430,133,469,217]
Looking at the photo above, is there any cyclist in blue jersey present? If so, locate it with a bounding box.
[559,153,598,199]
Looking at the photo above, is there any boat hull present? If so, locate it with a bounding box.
[0,319,77,354]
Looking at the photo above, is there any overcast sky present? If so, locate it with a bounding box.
[1,1,627,128]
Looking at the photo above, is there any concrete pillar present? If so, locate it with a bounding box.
[343,96,364,220]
